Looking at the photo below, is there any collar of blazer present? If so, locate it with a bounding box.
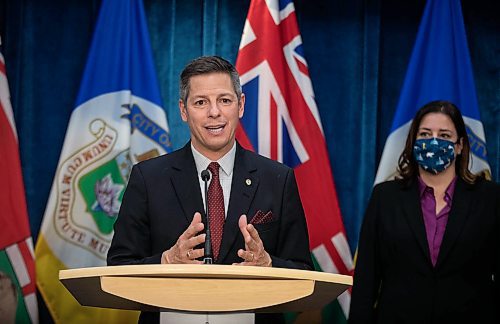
[218,142,260,262]
[170,142,205,224]
[170,141,260,263]
[400,177,473,269]
[435,178,473,268]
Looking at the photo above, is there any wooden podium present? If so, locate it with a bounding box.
[59,264,352,313]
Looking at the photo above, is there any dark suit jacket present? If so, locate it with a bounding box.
[107,142,313,323]
[349,177,499,324]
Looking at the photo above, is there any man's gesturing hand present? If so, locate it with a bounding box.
[234,215,272,267]
[161,212,205,264]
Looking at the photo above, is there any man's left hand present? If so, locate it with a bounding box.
[234,215,272,267]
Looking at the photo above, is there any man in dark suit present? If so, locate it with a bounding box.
[108,56,312,323]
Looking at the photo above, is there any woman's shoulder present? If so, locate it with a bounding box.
[373,178,412,194]
[466,177,500,195]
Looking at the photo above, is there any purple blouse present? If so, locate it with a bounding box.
[417,176,457,267]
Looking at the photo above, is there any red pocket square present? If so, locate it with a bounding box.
[250,210,274,225]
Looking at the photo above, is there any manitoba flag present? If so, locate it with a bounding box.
[0,38,38,323]
[236,0,353,321]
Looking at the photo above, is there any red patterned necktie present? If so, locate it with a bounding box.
[207,162,225,260]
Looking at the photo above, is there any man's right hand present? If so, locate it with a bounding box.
[161,212,205,264]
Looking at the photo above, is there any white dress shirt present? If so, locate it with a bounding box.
[191,141,236,216]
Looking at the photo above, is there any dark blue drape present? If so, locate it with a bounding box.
[2,0,499,255]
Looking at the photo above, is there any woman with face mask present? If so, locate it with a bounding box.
[349,100,499,324]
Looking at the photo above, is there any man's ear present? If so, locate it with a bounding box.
[238,93,245,119]
[179,99,188,122]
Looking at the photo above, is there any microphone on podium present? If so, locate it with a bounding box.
[201,169,213,264]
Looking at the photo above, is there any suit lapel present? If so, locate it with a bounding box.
[170,143,205,223]
[435,179,472,268]
[401,181,432,264]
[218,144,259,263]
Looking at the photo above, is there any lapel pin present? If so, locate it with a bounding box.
[245,178,252,186]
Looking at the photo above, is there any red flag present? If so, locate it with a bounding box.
[0,41,38,323]
[236,0,353,320]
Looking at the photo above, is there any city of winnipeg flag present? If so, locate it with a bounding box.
[375,0,490,184]
[34,0,171,322]
[236,0,353,322]
[0,38,38,324]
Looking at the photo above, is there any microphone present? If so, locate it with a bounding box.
[201,169,213,264]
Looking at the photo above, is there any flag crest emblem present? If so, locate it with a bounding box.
[35,0,168,322]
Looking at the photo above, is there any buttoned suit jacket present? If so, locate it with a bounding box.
[108,142,313,323]
[349,177,499,324]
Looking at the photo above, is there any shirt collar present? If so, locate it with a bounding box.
[191,142,236,177]
[417,176,458,200]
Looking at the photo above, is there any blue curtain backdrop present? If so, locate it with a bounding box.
[2,0,499,254]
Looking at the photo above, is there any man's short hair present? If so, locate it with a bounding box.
[179,56,242,104]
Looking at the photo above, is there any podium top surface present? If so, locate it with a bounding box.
[59,264,352,313]
[60,264,352,285]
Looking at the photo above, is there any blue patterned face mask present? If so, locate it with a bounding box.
[413,138,456,174]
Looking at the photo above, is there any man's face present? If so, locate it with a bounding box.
[179,72,245,160]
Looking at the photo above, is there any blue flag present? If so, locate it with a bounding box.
[375,0,490,184]
[35,0,169,322]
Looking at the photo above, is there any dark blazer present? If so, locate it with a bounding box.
[108,142,313,323]
[349,177,499,324]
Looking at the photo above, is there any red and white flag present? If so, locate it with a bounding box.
[0,38,38,323]
[236,0,353,321]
